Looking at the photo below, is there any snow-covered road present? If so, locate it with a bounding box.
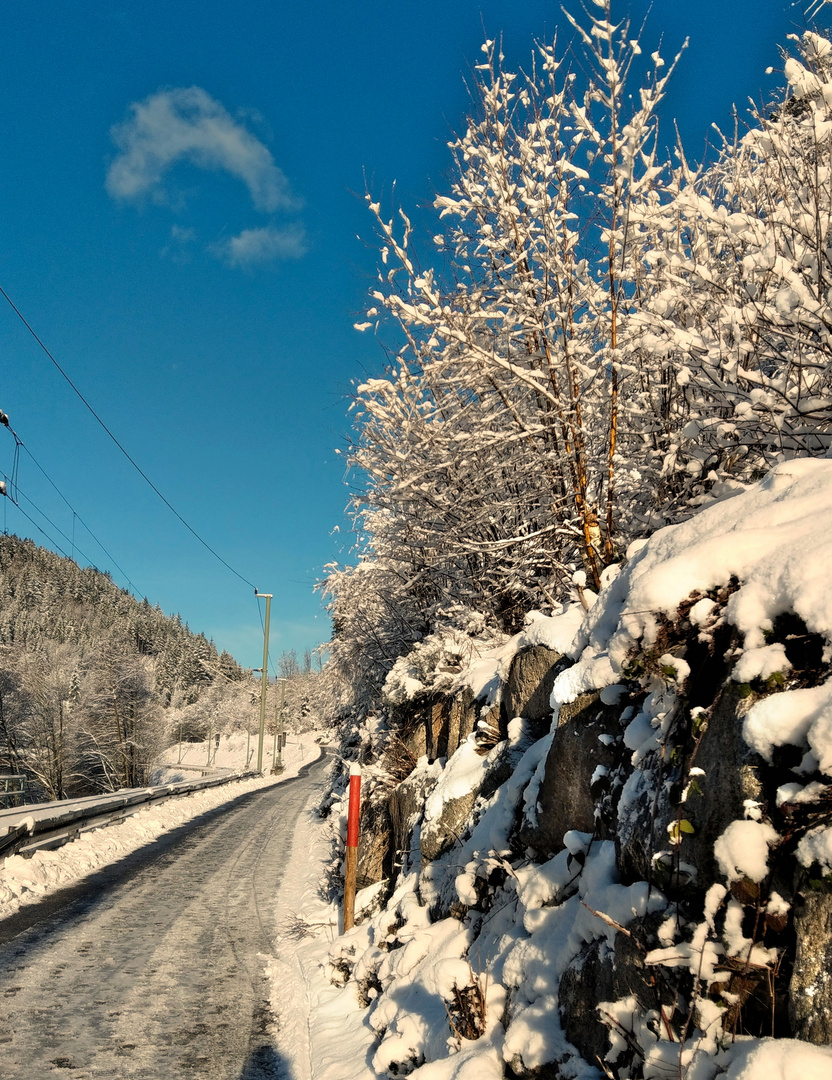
[0,752,331,1079]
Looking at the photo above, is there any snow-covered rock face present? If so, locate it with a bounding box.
[322,461,832,1079]
[566,458,832,768]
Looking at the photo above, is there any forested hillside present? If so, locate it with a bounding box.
[0,533,248,798]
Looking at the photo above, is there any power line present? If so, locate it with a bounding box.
[19,441,143,595]
[2,480,72,560]
[14,484,98,568]
[0,284,258,592]
[1,413,143,594]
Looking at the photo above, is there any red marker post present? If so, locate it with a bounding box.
[343,764,361,932]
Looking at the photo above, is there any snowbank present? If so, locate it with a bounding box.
[298,461,832,1080]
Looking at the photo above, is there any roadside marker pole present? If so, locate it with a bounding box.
[343,764,361,932]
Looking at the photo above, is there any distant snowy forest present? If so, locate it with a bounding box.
[0,535,323,798]
[320,5,832,717]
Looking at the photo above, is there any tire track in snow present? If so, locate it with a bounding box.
[0,754,330,1079]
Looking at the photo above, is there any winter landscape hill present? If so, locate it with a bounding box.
[0,532,249,798]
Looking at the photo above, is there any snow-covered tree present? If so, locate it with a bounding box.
[325,8,832,723]
[351,3,683,601]
[77,652,162,791]
[319,556,428,715]
[0,533,249,797]
[0,644,79,800]
[324,1,684,707]
[632,29,832,507]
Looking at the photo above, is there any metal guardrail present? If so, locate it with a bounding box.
[0,771,259,862]
[0,775,26,810]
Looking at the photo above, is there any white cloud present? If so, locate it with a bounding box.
[160,223,198,263]
[213,224,308,266]
[170,224,196,243]
[106,86,298,213]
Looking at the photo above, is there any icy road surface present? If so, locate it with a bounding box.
[0,752,331,1079]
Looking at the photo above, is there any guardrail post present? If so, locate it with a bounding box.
[343,764,361,932]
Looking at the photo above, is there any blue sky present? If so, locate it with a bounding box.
[0,0,812,670]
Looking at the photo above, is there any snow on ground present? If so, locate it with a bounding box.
[0,731,328,922]
[268,793,379,1080]
[154,726,321,779]
[11,461,832,1079]
[279,461,832,1080]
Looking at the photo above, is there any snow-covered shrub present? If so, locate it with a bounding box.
[384,626,501,706]
[632,30,832,515]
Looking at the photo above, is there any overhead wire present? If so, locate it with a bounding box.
[1,410,143,593]
[2,479,71,560]
[0,284,258,592]
[18,439,143,595]
[14,483,99,567]
[2,450,272,670]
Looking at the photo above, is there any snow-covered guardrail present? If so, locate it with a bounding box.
[0,771,259,861]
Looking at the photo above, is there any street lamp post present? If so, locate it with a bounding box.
[255,593,272,773]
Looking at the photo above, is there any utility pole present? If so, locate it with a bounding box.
[255,592,272,773]
[272,678,286,774]
[277,676,285,770]
[247,672,261,769]
[271,684,278,765]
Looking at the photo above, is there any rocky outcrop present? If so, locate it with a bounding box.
[447,687,478,756]
[685,684,767,884]
[420,743,491,863]
[790,884,832,1043]
[394,699,433,763]
[560,917,672,1067]
[393,687,481,765]
[500,645,565,737]
[521,690,620,857]
[340,607,832,1076]
[420,788,479,862]
[356,795,392,889]
[419,735,532,864]
[389,763,439,874]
